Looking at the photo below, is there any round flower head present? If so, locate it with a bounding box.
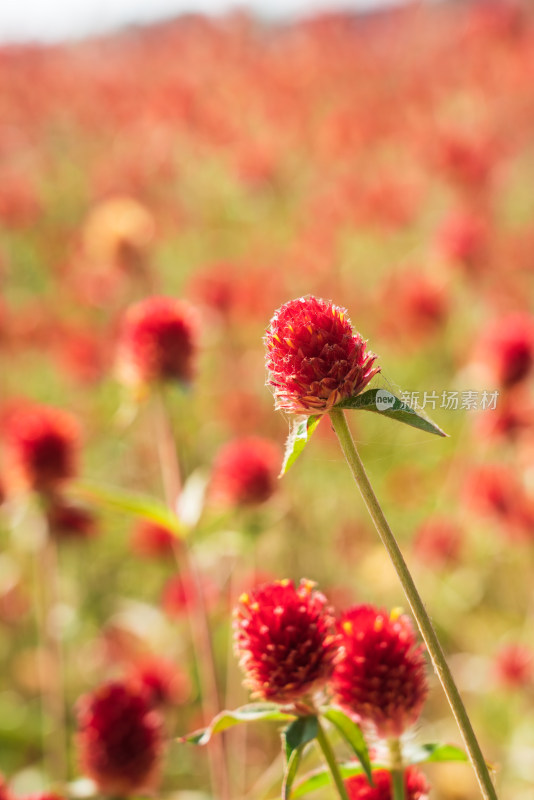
[117,296,198,388]
[478,312,534,389]
[210,436,280,507]
[47,498,97,541]
[0,774,14,800]
[76,680,163,796]
[233,578,338,705]
[4,404,80,494]
[265,296,380,415]
[332,605,428,738]
[346,766,430,800]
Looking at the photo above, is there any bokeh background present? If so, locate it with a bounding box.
[1,0,534,799]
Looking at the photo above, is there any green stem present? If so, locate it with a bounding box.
[329,407,498,800]
[153,391,230,800]
[388,738,404,800]
[316,718,350,800]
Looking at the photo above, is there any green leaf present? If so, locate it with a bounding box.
[322,708,373,783]
[281,718,318,800]
[283,716,319,761]
[291,761,387,799]
[337,389,447,437]
[280,415,322,476]
[405,742,468,764]
[282,748,302,800]
[71,481,186,537]
[179,704,296,745]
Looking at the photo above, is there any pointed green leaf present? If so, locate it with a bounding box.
[179,704,296,745]
[282,748,302,800]
[283,716,319,761]
[337,389,447,437]
[322,708,372,783]
[280,415,322,476]
[70,481,186,537]
[405,742,468,764]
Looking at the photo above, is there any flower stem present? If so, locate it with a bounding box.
[388,738,404,800]
[34,514,68,786]
[329,407,498,800]
[153,391,230,800]
[316,718,350,800]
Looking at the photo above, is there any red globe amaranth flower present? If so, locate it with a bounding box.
[4,405,80,493]
[22,794,66,800]
[413,516,463,569]
[346,767,430,800]
[161,573,218,619]
[463,464,534,540]
[265,296,379,415]
[126,656,191,708]
[233,578,338,704]
[210,437,280,507]
[0,774,14,800]
[494,644,533,689]
[131,519,176,560]
[76,681,163,796]
[116,296,198,387]
[47,498,97,541]
[332,605,428,738]
[478,313,534,389]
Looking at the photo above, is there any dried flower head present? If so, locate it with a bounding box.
[82,196,155,272]
[265,296,379,415]
[210,436,280,507]
[233,578,338,705]
[346,766,430,800]
[76,681,163,797]
[332,605,428,738]
[4,404,80,494]
[116,296,198,387]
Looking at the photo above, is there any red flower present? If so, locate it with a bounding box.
[265,296,379,415]
[161,573,218,619]
[332,605,428,738]
[22,794,65,800]
[478,313,534,389]
[346,767,430,800]
[46,498,97,541]
[0,774,14,800]
[76,681,163,796]
[4,404,80,494]
[126,656,191,708]
[131,519,176,560]
[233,578,338,705]
[116,296,198,387]
[494,644,533,689]
[463,464,534,540]
[210,437,280,507]
[413,516,463,569]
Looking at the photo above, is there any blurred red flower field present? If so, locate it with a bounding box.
[1,2,534,799]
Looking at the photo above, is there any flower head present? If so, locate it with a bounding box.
[131,520,176,560]
[478,313,534,389]
[265,296,379,415]
[126,656,191,708]
[47,498,97,541]
[76,681,163,797]
[332,605,428,738]
[494,643,533,690]
[346,767,430,800]
[210,436,280,507]
[116,296,198,387]
[4,404,80,494]
[233,578,338,705]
